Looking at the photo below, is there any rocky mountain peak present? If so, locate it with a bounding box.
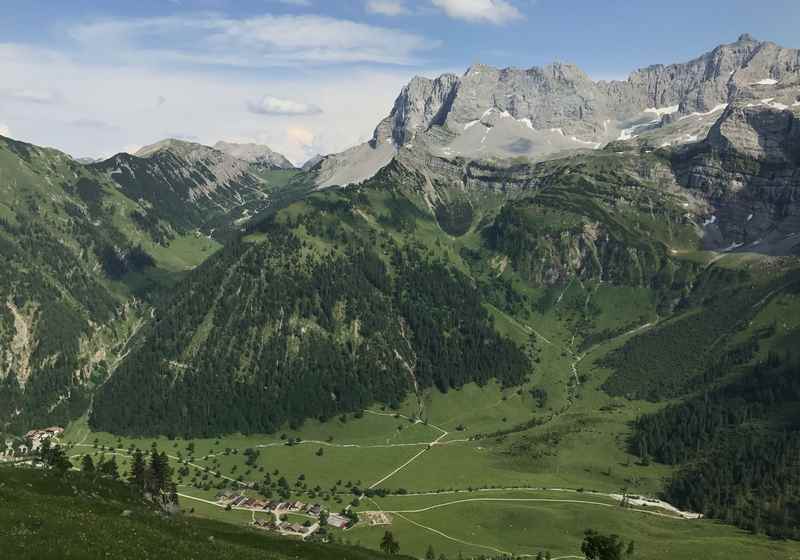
[315,35,800,188]
[213,141,295,170]
[373,72,460,147]
[135,138,213,161]
[123,138,257,201]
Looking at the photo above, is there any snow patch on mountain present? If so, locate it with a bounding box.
[645,105,680,117]
[679,104,729,120]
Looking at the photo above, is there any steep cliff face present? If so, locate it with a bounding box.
[707,104,800,164]
[606,33,767,114]
[375,73,461,146]
[427,62,608,139]
[316,34,800,188]
[672,101,800,253]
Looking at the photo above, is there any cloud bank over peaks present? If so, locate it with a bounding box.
[247,95,323,116]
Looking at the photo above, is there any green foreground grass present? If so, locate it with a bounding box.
[351,497,800,560]
[0,467,403,560]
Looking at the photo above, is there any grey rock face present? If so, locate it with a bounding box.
[318,34,800,189]
[375,74,460,146]
[444,63,607,136]
[707,104,800,164]
[423,34,799,146]
[213,141,295,170]
[301,154,325,171]
[673,101,800,254]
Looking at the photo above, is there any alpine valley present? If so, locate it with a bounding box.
[3,34,800,560]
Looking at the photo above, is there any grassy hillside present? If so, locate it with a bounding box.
[0,466,404,560]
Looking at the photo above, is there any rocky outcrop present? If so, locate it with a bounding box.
[93,139,270,233]
[707,103,800,164]
[672,102,800,253]
[375,74,460,146]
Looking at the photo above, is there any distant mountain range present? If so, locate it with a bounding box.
[315,33,800,187]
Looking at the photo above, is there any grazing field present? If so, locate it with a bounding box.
[350,495,800,560]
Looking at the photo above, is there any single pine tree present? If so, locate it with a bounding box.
[81,454,95,474]
[129,449,146,489]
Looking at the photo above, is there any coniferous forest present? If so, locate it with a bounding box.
[90,216,530,437]
[631,353,800,538]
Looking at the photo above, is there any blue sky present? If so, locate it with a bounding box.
[1,0,798,163]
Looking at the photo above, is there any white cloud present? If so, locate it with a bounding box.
[0,42,431,165]
[275,0,312,5]
[366,1,411,16]
[0,87,59,104]
[430,0,523,24]
[70,118,120,131]
[68,14,439,66]
[0,123,10,137]
[247,95,322,116]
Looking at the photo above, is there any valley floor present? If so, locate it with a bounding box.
[57,289,800,559]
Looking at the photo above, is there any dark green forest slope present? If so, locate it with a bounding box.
[90,215,530,436]
[631,352,800,538]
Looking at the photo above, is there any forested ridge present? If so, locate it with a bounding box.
[0,176,122,433]
[91,216,530,437]
[632,353,800,538]
[0,136,184,433]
